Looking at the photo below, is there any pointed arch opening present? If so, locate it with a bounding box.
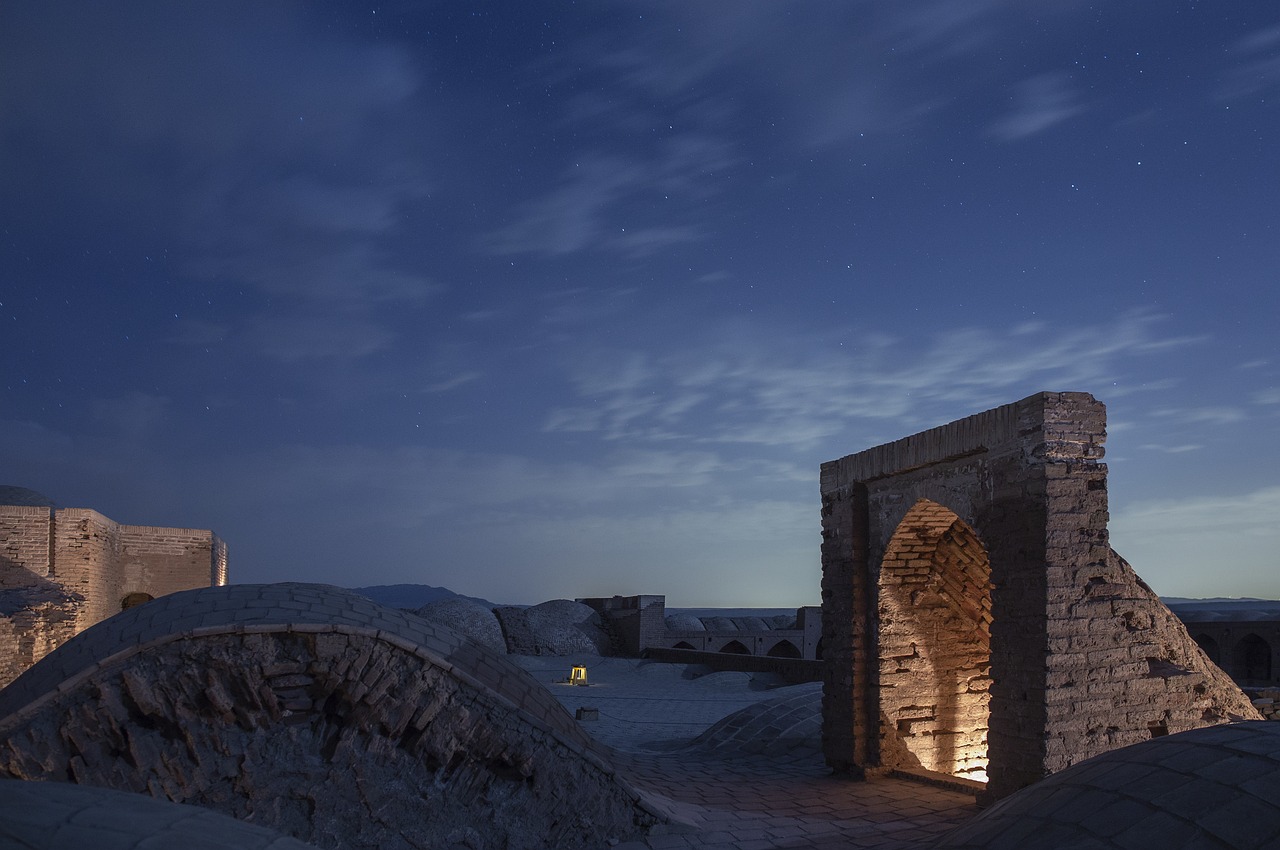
[766,639,802,659]
[1234,633,1273,683]
[877,498,991,782]
[719,639,750,655]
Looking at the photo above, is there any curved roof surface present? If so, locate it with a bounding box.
[0,582,590,751]
[0,779,319,849]
[934,721,1280,849]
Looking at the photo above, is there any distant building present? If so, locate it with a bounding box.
[1170,600,1280,687]
[0,486,227,688]
[577,594,822,660]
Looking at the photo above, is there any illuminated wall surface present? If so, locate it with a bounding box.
[820,392,1260,802]
[878,500,992,782]
[0,495,225,688]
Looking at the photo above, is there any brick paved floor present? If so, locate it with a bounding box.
[0,779,318,850]
[515,655,981,849]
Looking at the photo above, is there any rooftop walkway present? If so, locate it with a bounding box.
[1,585,980,849]
[514,655,980,849]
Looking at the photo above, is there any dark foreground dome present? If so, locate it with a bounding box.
[0,583,659,850]
[933,721,1280,849]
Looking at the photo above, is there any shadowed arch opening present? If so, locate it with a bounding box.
[1235,634,1272,683]
[766,639,802,659]
[719,640,750,655]
[877,498,991,782]
[121,592,154,611]
[672,641,696,650]
[1193,633,1221,665]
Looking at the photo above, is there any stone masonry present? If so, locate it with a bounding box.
[0,489,226,688]
[820,392,1260,802]
[0,583,659,850]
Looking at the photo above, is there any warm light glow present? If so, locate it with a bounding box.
[569,665,589,686]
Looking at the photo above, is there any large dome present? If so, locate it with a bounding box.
[0,486,56,507]
[933,721,1280,849]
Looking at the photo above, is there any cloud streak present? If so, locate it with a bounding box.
[989,72,1084,140]
[545,311,1195,449]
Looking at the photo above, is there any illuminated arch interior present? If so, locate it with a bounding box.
[877,498,992,782]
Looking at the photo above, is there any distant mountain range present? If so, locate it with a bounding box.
[348,584,498,610]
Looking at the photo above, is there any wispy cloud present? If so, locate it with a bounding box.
[247,315,396,363]
[482,135,732,259]
[990,72,1084,140]
[91,392,171,437]
[1138,443,1202,454]
[1148,407,1248,426]
[1253,388,1280,405]
[1219,24,1280,100]
[545,311,1193,449]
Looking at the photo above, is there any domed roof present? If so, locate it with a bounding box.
[0,486,56,507]
[934,721,1280,849]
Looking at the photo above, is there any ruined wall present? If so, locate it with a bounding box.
[51,508,126,627]
[821,392,1261,801]
[119,523,227,600]
[1,506,84,687]
[578,594,667,654]
[0,502,224,689]
[0,506,54,579]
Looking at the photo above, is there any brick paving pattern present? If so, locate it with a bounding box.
[0,779,319,850]
[8,582,1279,848]
[517,655,981,848]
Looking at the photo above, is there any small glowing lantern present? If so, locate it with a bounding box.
[569,665,589,686]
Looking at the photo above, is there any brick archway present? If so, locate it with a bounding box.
[877,499,991,781]
[820,392,1260,801]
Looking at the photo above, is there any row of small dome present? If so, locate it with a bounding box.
[417,596,611,655]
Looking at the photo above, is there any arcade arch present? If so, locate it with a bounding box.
[1235,633,1273,683]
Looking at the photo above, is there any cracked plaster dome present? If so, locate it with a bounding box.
[0,486,56,507]
[932,721,1280,849]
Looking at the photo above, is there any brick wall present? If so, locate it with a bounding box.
[120,524,226,601]
[877,501,991,781]
[51,508,124,628]
[820,391,1259,802]
[0,506,54,582]
[0,502,225,689]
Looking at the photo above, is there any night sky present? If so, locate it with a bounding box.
[2,2,1278,606]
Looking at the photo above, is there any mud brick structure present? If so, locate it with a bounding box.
[0,584,658,850]
[579,593,822,660]
[0,489,226,688]
[819,392,1259,801]
[1173,600,1280,687]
